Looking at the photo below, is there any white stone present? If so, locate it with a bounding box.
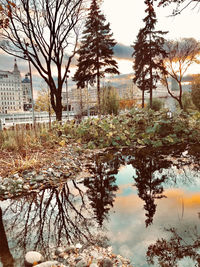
[24,251,44,266]
[34,261,61,267]
[76,243,82,249]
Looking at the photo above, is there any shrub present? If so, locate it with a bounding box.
[146,98,164,111]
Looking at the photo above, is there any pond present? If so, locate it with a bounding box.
[0,144,200,267]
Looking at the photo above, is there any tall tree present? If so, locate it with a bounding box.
[0,0,85,121]
[73,0,119,115]
[161,38,200,109]
[132,0,167,108]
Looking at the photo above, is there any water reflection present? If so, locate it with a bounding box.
[130,150,170,227]
[0,181,99,266]
[87,145,200,227]
[83,155,119,226]
[147,226,200,266]
[0,144,200,266]
[0,208,14,267]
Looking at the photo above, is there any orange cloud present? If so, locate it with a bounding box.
[114,193,143,214]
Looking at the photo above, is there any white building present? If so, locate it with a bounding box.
[0,59,31,114]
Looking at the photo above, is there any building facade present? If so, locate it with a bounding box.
[0,59,31,114]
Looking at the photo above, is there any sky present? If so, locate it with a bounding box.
[102,0,200,74]
[0,0,200,93]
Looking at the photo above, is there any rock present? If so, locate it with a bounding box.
[0,185,6,191]
[35,175,44,182]
[75,259,88,267]
[64,245,76,253]
[101,258,113,267]
[16,177,24,184]
[89,264,98,267]
[55,247,64,256]
[75,256,83,263]
[22,170,29,175]
[47,168,54,174]
[23,184,30,190]
[34,261,61,267]
[13,173,20,179]
[24,251,44,267]
[90,250,99,258]
[76,243,82,249]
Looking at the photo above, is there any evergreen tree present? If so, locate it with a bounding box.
[132,0,167,108]
[73,0,119,115]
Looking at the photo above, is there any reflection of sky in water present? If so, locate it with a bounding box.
[107,164,200,267]
[115,164,137,196]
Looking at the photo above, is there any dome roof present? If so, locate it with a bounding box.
[22,75,30,83]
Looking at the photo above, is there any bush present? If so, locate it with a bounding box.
[146,98,164,111]
[181,92,196,112]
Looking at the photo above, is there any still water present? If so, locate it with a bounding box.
[0,144,200,266]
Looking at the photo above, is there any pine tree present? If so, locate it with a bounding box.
[132,0,167,108]
[73,0,119,115]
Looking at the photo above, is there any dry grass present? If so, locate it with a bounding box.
[0,123,65,177]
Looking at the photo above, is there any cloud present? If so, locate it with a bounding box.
[113,43,134,60]
[105,187,200,266]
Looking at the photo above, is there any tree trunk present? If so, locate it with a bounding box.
[179,81,183,109]
[149,34,153,109]
[179,99,183,109]
[55,107,62,121]
[142,89,145,108]
[97,66,101,116]
[55,94,63,121]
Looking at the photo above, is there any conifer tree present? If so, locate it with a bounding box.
[73,0,119,115]
[132,0,167,108]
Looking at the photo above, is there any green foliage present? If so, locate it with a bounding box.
[146,98,164,111]
[182,92,196,112]
[59,109,200,149]
[2,109,199,153]
[191,75,200,111]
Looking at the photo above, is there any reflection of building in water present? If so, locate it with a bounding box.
[0,59,31,114]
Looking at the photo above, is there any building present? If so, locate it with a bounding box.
[0,59,31,114]
[22,74,32,111]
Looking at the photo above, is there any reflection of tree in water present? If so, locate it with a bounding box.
[1,181,96,263]
[86,145,200,228]
[129,150,171,227]
[0,207,14,267]
[84,154,119,226]
[146,226,200,266]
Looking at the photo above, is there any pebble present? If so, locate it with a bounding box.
[24,251,44,266]
[102,258,113,267]
[24,244,133,267]
[34,261,63,267]
[76,259,88,267]
[0,146,95,200]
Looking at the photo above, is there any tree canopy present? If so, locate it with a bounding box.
[161,38,200,109]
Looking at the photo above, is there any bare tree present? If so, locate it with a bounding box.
[162,38,200,109]
[0,0,86,120]
[157,0,200,15]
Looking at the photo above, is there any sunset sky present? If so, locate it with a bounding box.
[0,0,200,92]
